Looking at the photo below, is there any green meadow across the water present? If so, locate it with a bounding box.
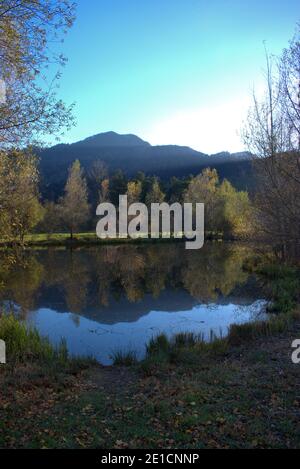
[0,231,226,248]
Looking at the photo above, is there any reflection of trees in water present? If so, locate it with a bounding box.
[182,244,249,302]
[0,243,252,314]
[63,252,90,313]
[35,249,91,313]
[0,252,44,316]
[143,246,177,299]
[97,247,146,303]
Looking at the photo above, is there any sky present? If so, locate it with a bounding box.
[52,0,300,153]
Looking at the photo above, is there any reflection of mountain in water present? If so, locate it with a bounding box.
[32,276,263,325]
[34,288,199,324]
[0,243,264,324]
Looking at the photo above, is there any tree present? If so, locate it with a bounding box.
[0,0,75,148]
[127,180,142,205]
[109,170,127,205]
[280,29,300,154]
[59,160,90,238]
[99,178,110,204]
[166,176,189,203]
[88,160,108,207]
[184,168,219,232]
[38,201,62,237]
[0,149,44,245]
[183,169,252,238]
[243,31,300,260]
[145,178,165,206]
[218,179,252,238]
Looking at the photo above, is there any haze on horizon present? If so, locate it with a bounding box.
[51,0,300,154]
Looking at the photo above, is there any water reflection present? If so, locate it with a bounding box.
[0,243,266,364]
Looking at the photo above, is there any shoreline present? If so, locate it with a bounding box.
[0,232,254,249]
[1,309,299,449]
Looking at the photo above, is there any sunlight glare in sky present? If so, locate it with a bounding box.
[145,96,252,153]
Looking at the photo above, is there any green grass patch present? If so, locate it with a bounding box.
[227,313,294,346]
[0,314,66,364]
[146,333,171,356]
[141,331,229,374]
[9,232,185,248]
[111,349,138,366]
[256,264,300,314]
[0,313,95,370]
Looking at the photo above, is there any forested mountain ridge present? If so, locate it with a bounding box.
[38,131,255,199]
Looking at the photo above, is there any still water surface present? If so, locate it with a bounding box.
[0,243,267,364]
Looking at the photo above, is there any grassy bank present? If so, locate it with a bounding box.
[0,312,299,449]
[0,230,228,248]
[0,314,94,370]
[0,232,186,248]
[1,232,146,247]
[112,309,299,371]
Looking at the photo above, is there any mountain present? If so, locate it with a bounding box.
[75,131,151,148]
[38,131,255,199]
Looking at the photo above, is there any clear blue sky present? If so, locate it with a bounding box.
[53,0,300,153]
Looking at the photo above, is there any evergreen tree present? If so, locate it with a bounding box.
[109,170,127,205]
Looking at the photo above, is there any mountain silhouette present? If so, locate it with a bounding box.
[75,131,151,148]
[38,131,255,198]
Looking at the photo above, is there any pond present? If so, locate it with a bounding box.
[0,243,267,364]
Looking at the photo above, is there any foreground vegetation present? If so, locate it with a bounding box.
[0,262,299,449]
[0,309,299,449]
[0,314,94,370]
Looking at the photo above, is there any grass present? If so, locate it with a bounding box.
[0,232,188,248]
[0,314,67,365]
[0,314,93,371]
[227,312,296,345]
[140,312,295,371]
[146,333,171,356]
[1,317,299,449]
[140,332,229,375]
[256,263,300,314]
[146,331,227,358]
[0,230,239,248]
[24,232,137,247]
[111,349,138,366]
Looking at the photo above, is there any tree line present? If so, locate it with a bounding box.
[0,151,253,243]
